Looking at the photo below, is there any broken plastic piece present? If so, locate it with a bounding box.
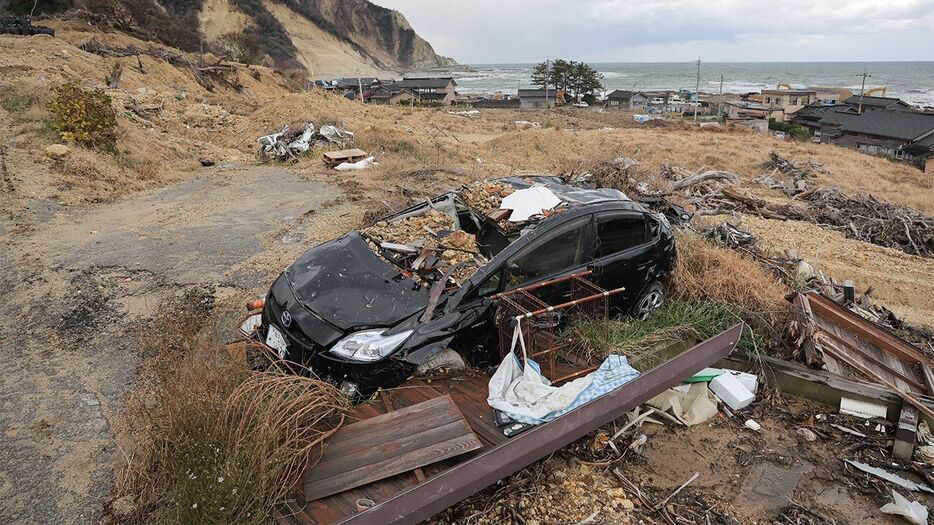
[845,460,934,493]
[840,397,887,419]
[499,186,561,222]
[880,490,929,525]
[683,367,724,383]
[744,419,761,431]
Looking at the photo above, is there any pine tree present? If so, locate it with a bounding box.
[531,61,550,89]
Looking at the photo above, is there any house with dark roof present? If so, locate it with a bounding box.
[517,88,556,109]
[792,104,934,170]
[472,97,521,109]
[334,77,380,92]
[367,83,416,105]
[841,95,912,112]
[604,90,649,110]
[396,77,457,105]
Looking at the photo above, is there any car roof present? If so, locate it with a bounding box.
[496,175,636,210]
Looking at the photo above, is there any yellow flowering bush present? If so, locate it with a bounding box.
[47,82,117,151]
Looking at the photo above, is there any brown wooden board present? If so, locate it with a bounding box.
[323,149,368,166]
[304,395,481,502]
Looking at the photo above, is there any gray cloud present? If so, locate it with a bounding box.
[373,0,934,63]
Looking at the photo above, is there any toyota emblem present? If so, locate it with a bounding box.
[280,310,292,327]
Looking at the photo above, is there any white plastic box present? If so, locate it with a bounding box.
[709,373,755,410]
[731,371,758,394]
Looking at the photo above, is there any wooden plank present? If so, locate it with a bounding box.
[379,390,426,483]
[816,334,934,420]
[319,396,454,445]
[818,327,924,391]
[323,149,368,166]
[304,395,481,502]
[807,293,928,364]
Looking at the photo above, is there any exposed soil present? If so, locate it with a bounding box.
[434,398,928,525]
[0,164,343,524]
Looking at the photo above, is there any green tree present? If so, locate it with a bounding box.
[531,61,550,89]
[568,62,604,101]
[548,59,574,92]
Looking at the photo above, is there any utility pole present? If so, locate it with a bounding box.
[717,73,724,117]
[544,59,550,109]
[693,58,700,121]
[357,72,364,103]
[857,68,871,114]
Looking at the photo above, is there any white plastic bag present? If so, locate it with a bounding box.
[880,490,928,525]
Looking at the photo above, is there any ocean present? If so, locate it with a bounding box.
[453,62,934,106]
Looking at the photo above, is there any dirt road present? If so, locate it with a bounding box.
[0,165,343,524]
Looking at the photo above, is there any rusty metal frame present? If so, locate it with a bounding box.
[337,323,743,525]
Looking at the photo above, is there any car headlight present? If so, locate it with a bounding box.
[329,329,413,362]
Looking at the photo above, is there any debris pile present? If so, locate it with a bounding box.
[362,209,485,286]
[257,123,354,162]
[757,150,826,196]
[0,16,54,36]
[802,187,932,257]
[461,180,516,224]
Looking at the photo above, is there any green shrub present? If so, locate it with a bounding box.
[767,118,809,139]
[47,82,118,151]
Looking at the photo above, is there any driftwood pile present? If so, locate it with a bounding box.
[757,150,827,196]
[78,38,241,91]
[803,188,933,257]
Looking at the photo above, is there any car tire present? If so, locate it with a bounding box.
[633,281,665,319]
[415,348,467,375]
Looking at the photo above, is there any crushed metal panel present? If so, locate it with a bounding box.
[338,323,743,525]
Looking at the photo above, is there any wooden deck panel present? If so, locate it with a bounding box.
[304,396,481,502]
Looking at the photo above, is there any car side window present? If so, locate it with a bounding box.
[594,215,646,258]
[508,222,588,287]
[469,270,502,300]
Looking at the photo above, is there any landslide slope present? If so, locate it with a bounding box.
[9,0,458,75]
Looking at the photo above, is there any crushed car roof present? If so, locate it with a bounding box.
[496,176,632,208]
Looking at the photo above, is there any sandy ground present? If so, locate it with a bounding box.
[0,163,345,524]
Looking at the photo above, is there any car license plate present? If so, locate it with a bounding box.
[265,325,288,359]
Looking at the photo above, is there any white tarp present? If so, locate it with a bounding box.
[335,156,377,171]
[499,186,562,222]
[487,324,639,425]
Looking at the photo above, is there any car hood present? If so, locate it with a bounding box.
[284,232,430,331]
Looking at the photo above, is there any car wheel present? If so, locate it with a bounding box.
[633,281,665,319]
[415,348,466,375]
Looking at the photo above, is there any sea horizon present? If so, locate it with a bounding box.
[450,61,934,106]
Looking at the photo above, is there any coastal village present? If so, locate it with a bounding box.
[1,7,933,525]
[315,75,934,172]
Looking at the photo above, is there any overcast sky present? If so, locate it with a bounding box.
[372,0,934,63]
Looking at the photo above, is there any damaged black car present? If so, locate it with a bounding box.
[241,176,676,397]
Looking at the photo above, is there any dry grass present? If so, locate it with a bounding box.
[672,232,792,335]
[111,297,349,524]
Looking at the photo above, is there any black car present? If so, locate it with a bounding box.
[241,177,676,397]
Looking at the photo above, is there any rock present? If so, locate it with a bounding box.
[795,260,815,281]
[45,144,71,158]
[796,427,818,442]
[199,158,215,167]
[619,498,635,510]
[111,495,136,517]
